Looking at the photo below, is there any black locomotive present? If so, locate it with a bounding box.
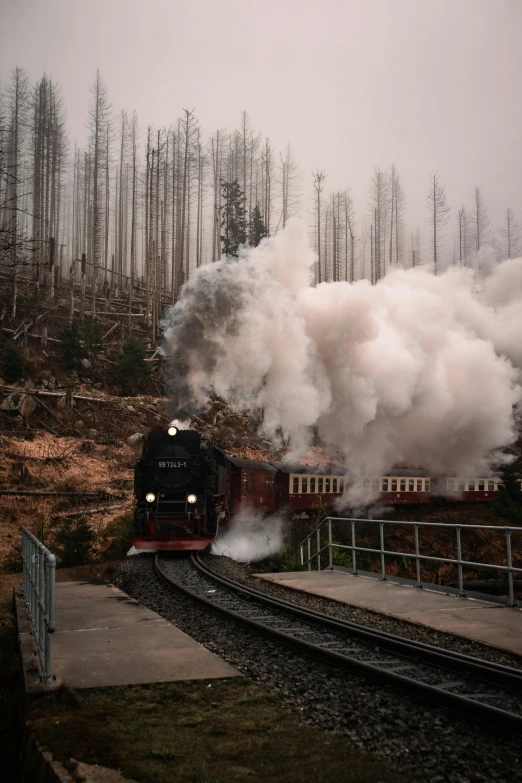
[132,426,229,551]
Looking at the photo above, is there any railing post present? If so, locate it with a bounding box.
[379,522,386,580]
[351,519,357,574]
[300,544,304,567]
[316,527,321,571]
[307,537,311,572]
[506,529,515,607]
[21,528,56,684]
[328,518,333,569]
[414,524,422,588]
[456,527,464,596]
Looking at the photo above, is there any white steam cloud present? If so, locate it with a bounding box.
[211,510,285,563]
[161,219,522,487]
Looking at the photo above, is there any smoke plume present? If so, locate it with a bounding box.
[161,219,522,486]
[211,510,285,562]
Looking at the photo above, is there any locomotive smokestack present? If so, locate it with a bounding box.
[161,219,522,490]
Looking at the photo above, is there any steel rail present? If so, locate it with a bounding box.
[154,553,522,735]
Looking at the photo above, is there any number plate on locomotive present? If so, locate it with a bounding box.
[156,460,190,469]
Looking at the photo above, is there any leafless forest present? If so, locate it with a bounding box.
[1,66,521,338]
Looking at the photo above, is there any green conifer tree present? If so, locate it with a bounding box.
[220,180,247,257]
[117,337,150,396]
[249,204,268,247]
[2,346,24,383]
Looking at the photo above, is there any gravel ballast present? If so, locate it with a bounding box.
[115,556,522,783]
[208,555,522,670]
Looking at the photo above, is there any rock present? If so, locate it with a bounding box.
[49,376,56,389]
[1,392,37,418]
[74,420,85,429]
[127,432,144,446]
[71,371,80,382]
[41,379,49,387]
[80,358,91,370]
[56,395,67,410]
[25,378,35,389]
[41,369,51,380]
[86,429,98,440]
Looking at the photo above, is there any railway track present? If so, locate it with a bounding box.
[154,552,522,735]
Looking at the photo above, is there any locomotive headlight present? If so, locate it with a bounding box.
[167,426,177,437]
[145,492,156,503]
[187,493,197,504]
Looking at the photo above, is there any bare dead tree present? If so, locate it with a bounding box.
[498,207,521,259]
[426,173,451,274]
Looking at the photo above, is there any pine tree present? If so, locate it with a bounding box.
[2,345,24,382]
[117,337,150,395]
[220,180,246,257]
[249,204,267,247]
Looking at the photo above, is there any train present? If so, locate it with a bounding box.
[132,426,510,552]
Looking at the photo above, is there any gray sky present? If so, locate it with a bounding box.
[2,0,521,246]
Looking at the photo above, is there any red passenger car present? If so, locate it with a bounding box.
[227,457,277,515]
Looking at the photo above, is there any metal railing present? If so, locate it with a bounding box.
[21,527,56,683]
[300,517,522,607]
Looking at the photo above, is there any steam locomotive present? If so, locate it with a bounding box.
[132,427,509,552]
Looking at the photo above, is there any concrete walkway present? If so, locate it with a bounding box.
[50,582,239,688]
[255,570,522,656]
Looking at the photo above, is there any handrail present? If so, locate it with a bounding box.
[299,516,522,607]
[21,527,56,683]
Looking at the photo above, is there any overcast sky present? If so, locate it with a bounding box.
[2,0,521,246]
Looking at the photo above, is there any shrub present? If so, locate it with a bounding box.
[117,338,149,396]
[55,517,95,568]
[59,322,86,369]
[101,511,135,559]
[2,346,24,383]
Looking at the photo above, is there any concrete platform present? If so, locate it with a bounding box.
[50,582,239,688]
[255,570,522,656]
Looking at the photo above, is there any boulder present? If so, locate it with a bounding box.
[86,429,98,440]
[80,358,91,370]
[0,392,37,418]
[127,432,145,446]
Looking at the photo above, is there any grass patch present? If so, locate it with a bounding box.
[27,677,421,782]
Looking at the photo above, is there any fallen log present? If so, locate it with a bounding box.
[56,503,127,518]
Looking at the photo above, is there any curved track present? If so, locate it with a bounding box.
[154,553,522,734]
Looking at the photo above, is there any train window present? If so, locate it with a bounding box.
[408,479,414,491]
[340,479,345,493]
[251,473,256,491]
[271,476,275,492]
[302,477,308,493]
[391,479,397,491]
[331,478,336,492]
[373,479,379,491]
[447,479,455,491]
[318,477,324,493]
[292,476,299,494]
[458,480,465,491]
[265,474,270,491]
[310,477,316,493]
[478,480,485,491]
[325,477,331,492]
[242,472,248,492]
[425,480,430,491]
[400,479,406,491]
[468,480,475,491]
[382,479,389,491]
[488,480,495,491]
[363,479,369,489]
[416,480,422,491]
